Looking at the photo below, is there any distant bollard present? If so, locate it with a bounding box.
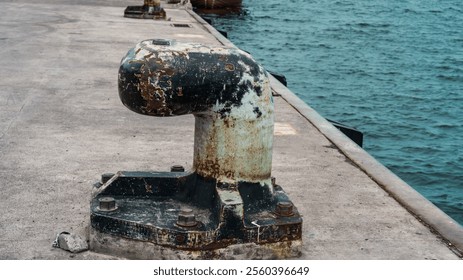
[124,0,166,19]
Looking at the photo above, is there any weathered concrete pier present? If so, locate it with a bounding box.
[0,0,462,259]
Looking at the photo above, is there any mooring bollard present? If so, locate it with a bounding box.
[124,0,166,19]
[90,39,302,259]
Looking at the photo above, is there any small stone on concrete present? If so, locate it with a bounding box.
[54,232,88,253]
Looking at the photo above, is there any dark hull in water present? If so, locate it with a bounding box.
[191,0,242,9]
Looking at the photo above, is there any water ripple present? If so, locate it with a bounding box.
[207,0,463,225]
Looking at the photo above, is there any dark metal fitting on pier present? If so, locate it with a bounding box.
[98,197,117,212]
[170,165,185,172]
[275,201,294,217]
[176,208,198,227]
[152,38,173,46]
[90,39,302,259]
[124,0,166,20]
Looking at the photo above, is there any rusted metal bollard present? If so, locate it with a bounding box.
[124,0,166,19]
[90,39,302,259]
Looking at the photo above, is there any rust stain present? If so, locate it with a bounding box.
[224,63,235,71]
[195,159,234,181]
[131,56,177,116]
[128,59,144,64]
[144,181,153,193]
[162,68,175,76]
[144,53,154,59]
[194,112,272,183]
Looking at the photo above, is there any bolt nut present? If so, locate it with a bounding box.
[175,234,186,244]
[98,197,117,212]
[275,201,294,217]
[176,208,197,227]
[171,165,185,172]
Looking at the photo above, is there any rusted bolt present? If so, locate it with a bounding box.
[176,208,197,227]
[275,201,294,217]
[101,173,115,184]
[175,234,186,244]
[271,177,276,186]
[98,197,117,212]
[171,165,185,172]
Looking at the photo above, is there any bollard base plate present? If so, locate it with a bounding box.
[90,171,302,259]
[89,226,302,260]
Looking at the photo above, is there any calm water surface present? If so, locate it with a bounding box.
[202,0,463,224]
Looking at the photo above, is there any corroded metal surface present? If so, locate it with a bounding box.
[90,40,302,258]
[118,39,274,184]
[91,172,302,252]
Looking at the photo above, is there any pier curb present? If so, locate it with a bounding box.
[269,76,463,256]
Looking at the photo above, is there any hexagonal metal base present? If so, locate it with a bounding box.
[89,171,302,259]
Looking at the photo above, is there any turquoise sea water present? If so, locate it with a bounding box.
[202,0,463,224]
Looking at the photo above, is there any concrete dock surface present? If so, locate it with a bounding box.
[0,0,462,259]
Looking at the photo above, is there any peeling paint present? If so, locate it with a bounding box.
[119,40,275,184]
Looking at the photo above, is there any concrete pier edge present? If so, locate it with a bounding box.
[187,9,236,48]
[268,77,463,256]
